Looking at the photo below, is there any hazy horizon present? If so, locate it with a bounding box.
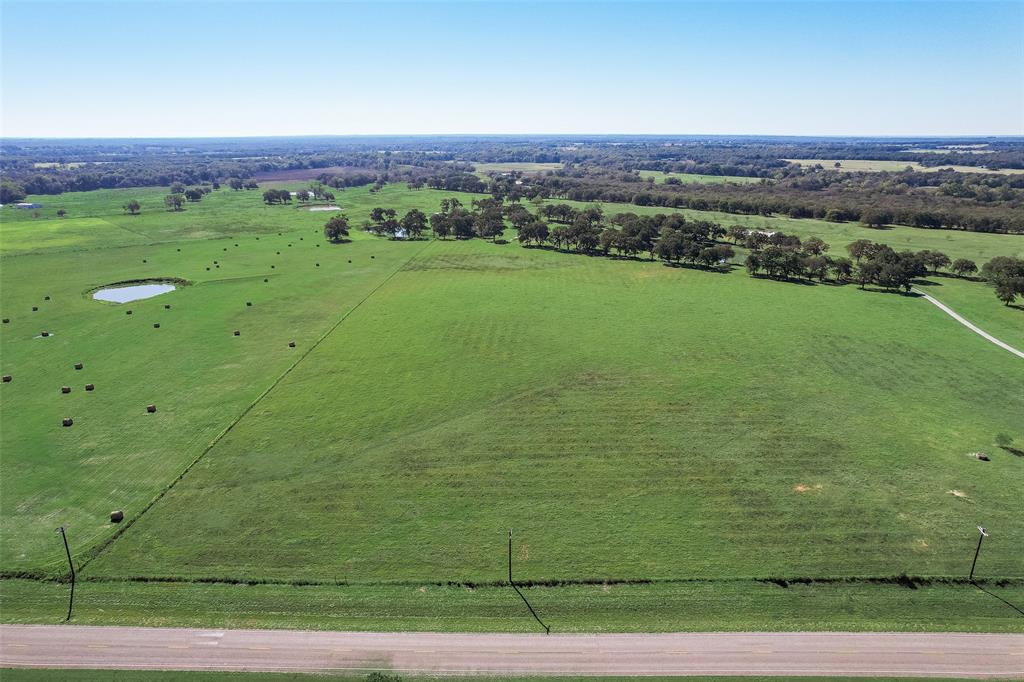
[4,133,1024,141]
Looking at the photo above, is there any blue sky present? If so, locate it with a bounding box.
[2,1,1021,137]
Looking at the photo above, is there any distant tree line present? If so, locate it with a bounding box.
[518,170,1024,234]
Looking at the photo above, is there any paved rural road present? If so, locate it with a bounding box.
[913,288,1024,360]
[2,626,1023,677]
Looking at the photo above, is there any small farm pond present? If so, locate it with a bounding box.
[93,283,176,303]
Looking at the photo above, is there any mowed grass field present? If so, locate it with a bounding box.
[471,162,563,174]
[637,170,763,184]
[784,158,1024,174]
[1,184,1022,632]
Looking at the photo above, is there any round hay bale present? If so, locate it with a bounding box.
[85,383,95,391]
[153,323,160,328]
[2,375,11,383]
[233,330,240,336]
[74,362,83,370]
[146,404,157,413]
[126,310,133,315]
[110,510,124,523]
[288,341,296,348]
[62,417,73,427]
[41,331,50,337]
[61,386,71,394]
[974,452,991,462]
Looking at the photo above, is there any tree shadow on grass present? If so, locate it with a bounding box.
[663,261,736,275]
[747,273,817,286]
[858,285,918,297]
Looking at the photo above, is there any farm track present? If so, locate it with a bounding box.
[75,239,436,571]
[913,288,1024,359]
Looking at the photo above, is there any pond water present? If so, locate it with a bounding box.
[93,283,176,304]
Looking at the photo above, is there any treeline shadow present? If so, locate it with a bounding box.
[747,273,820,287]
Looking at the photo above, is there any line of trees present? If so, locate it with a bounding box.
[359,192,1024,307]
[522,173,1024,234]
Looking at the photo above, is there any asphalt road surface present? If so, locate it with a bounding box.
[2,625,1022,677]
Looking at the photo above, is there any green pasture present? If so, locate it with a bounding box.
[637,170,763,184]
[1,184,1022,632]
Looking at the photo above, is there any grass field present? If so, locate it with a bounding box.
[2,184,1022,632]
[637,170,763,184]
[784,159,1024,174]
[471,162,563,174]
[2,577,1022,633]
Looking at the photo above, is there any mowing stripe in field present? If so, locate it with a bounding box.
[76,238,437,571]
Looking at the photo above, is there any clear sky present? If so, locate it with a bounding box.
[1,1,1022,137]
